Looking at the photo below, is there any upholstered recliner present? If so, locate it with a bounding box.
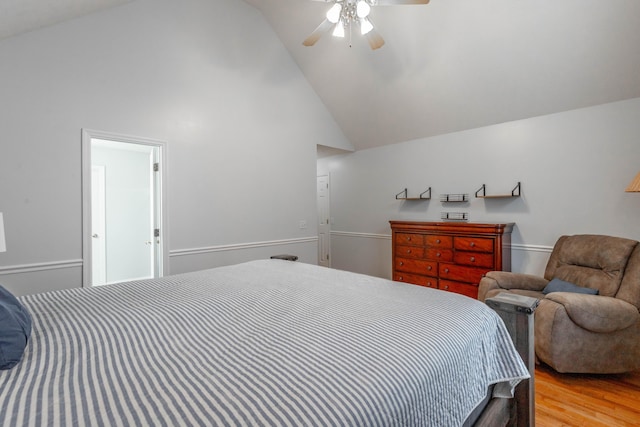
[478,234,640,374]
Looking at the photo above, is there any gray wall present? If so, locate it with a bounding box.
[319,98,640,279]
[0,0,351,296]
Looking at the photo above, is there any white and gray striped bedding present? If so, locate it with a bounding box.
[0,260,529,426]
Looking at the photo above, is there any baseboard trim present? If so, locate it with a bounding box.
[0,259,83,276]
[169,237,318,257]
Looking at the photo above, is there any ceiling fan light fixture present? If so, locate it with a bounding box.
[326,3,343,23]
[360,18,373,35]
[332,20,345,37]
[356,1,371,18]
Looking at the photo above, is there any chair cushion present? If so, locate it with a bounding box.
[0,285,32,370]
[543,278,598,295]
[545,292,639,333]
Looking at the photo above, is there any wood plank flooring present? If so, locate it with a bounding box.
[535,364,640,426]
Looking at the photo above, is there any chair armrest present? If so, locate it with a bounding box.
[486,271,548,291]
[544,293,639,333]
[478,272,548,302]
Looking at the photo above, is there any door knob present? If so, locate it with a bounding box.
[92,234,99,238]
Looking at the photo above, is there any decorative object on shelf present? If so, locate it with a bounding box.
[440,193,469,202]
[475,182,521,198]
[0,212,5,253]
[626,172,640,192]
[441,212,468,221]
[302,0,430,50]
[396,187,431,200]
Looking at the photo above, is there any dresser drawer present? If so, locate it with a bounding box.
[425,235,453,248]
[453,251,494,268]
[396,233,424,246]
[396,258,437,276]
[394,273,437,289]
[439,280,479,299]
[454,236,493,252]
[439,263,487,284]
[425,248,453,262]
[396,245,425,259]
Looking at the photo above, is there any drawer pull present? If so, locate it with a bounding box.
[444,285,449,290]
[436,252,441,257]
[470,242,475,247]
[399,261,404,266]
[436,239,441,244]
[470,257,476,262]
[427,282,432,287]
[406,249,412,254]
[444,268,450,273]
[427,266,432,271]
[406,237,411,242]
[399,276,403,281]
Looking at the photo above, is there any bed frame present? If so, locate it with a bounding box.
[476,293,539,427]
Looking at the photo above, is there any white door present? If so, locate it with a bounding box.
[317,175,331,267]
[91,165,107,285]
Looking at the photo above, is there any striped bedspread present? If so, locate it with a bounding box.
[0,260,528,426]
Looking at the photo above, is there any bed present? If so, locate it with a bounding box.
[0,259,529,426]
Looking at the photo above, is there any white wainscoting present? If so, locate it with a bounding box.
[168,237,319,274]
[0,261,83,297]
[0,237,318,296]
[329,231,553,280]
[0,235,550,297]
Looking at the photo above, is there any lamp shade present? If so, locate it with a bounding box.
[0,212,6,253]
[626,172,640,192]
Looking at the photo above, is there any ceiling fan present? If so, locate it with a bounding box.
[303,0,430,50]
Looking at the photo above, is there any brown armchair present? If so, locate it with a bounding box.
[478,234,640,374]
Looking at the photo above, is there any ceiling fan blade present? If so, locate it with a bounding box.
[375,0,429,5]
[365,28,385,50]
[303,19,334,47]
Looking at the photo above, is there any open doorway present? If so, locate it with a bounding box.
[82,130,167,287]
[317,175,331,267]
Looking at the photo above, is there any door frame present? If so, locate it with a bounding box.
[81,129,169,287]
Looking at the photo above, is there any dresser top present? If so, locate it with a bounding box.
[389,221,515,234]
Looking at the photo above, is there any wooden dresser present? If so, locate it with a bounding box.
[390,221,514,299]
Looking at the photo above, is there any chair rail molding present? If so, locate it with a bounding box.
[169,237,318,257]
[0,259,84,276]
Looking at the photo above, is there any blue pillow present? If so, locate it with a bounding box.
[542,278,599,295]
[0,285,32,370]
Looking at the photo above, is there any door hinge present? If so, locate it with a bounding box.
[153,163,159,172]
[154,228,160,237]
[327,254,330,260]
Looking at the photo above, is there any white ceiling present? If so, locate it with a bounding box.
[0,0,132,40]
[246,0,640,150]
[2,0,640,151]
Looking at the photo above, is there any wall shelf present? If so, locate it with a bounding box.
[396,187,431,200]
[440,193,469,203]
[476,182,521,199]
[441,212,469,221]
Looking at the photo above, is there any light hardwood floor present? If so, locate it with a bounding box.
[535,364,640,426]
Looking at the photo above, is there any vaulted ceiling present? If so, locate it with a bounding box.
[0,0,132,40]
[248,0,640,150]
[3,0,640,151]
